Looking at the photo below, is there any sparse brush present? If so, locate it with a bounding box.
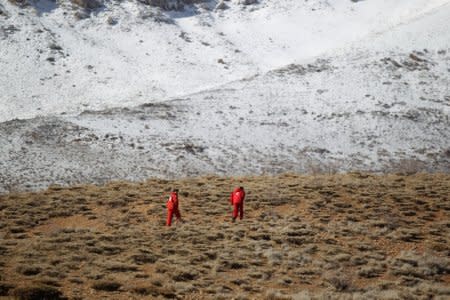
[264,289,292,300]
[16,265,42,276]
[91,280,121,291]
[0,282,15,296]
[10,285,64,300]
[0,173,449,298]
[358,264,385,278]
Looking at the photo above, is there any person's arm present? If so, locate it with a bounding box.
[167,197,173,210]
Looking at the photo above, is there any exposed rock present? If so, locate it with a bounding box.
[139,0,209,10]
[106,16,117,25]
[409,53,425,62]
[239,0,258,5]
[7,0,28,8]
[74,9,90,20]
[215,0,228,10]
[71,0,103,10]
[0,3,8,17]
[1,25,20,39]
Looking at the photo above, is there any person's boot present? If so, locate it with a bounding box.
[232,217,236,223]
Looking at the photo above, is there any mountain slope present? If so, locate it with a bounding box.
[0,173,449,299]
[1,0,448,121]
[0,0,449,192]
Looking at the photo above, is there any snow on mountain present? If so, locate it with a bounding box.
[0,0,449,192]
[1,0,448,121]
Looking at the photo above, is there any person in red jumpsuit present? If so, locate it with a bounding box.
[166,189,182,226]
[230,186,245,222]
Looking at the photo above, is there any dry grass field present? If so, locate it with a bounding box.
[0,173,449,299]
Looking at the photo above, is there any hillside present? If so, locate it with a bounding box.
[1,1,450,299]
[1,0,450,193]
[1,0,448,122]
[0,173,449,299]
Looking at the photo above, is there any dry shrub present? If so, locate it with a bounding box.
[103,263,139,272]
[350,256,368,266]
[133,285,176,297]
[0,282,15,296]
[421,256,450,276]
[87,244,123,255]
[264,289,292,300]
[325,272,354,292]
[264,250,283,266]
[16,266,42,276]
[358,265,384,278]
[172,270,198,281]
[35,278,61,288]
[333,253,351,262]
[133,286,155,296]
[9,226,26,233]
[130,253,159,264]
[68,277,83,284]
[91,280,121,291]
[10,285,64,300]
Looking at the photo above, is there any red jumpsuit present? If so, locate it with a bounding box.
[166,192,181,226]
[230,187,245,220]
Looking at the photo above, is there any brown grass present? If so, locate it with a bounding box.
[0,173,449,299]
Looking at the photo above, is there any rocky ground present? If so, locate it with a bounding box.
[0,173,449,299]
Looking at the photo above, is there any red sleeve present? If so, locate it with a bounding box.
[167,197,173,210]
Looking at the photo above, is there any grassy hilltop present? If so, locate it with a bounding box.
[0,173,449,299]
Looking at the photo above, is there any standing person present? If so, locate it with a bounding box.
[230,186,245,222]
[166,189,182,226]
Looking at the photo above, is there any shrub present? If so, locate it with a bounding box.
[326,275,353,292]
[91,280,121,291]
[133,285,176,297]
[172,270,197,281]
[0,282,15,296]
[131,253,158,264]
[16,266,42,276]
[10,285,64,300]
[104,263,138,272]
[358,265,384,278]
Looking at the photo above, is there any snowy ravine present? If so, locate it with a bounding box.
[0,0,449,192]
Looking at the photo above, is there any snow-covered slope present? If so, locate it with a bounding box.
[0,0,449,192]
[1,0,448,121]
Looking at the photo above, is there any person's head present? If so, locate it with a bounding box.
[239,186,244,191]
[173,188,179,194]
